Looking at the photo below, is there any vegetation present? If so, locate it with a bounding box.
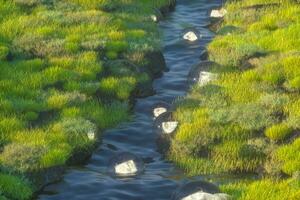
[168,0,300,199]
[0,0,171,199]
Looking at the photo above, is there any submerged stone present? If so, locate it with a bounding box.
[108,152,144,177]
[210,8,227,18]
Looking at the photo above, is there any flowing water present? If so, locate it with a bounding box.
[39,0,223,199]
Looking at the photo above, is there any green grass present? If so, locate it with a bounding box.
[168,0,300,199]
[0,173,33,200]
[265,123,293,142]
[0,0,172,198]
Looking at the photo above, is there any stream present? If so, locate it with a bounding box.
[39,0,223,199]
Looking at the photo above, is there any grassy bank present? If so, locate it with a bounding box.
[0,0,172,199]
[168,0,300,199]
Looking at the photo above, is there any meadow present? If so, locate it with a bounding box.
[168,0,300,199]
[0,0,172,199]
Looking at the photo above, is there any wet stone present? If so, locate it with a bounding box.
[182,192,230,200]
[210,8,227,18]
[154,112,178,135]
[108,152,144,177]
[162,121,178,134]
[172,180,221,200]
[152,102,170,119]
[182,28,201,42]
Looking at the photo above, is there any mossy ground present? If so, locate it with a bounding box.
[169,0,300,199]
[0,0,171,199]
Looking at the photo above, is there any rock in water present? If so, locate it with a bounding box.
[162,121,178,134]
[153,107,168,118]
[108,152,144,177]
[182,192,217,200]
[183,31,198,42]
[172,180,221,200]
[154,112,178,135]
[215,193,231,200]
[152,102,170,119]
[182,192,230,200]
[210,8,227,18]
[114,160,137,175]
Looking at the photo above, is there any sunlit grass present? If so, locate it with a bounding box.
[0,0,172,198]
[169,0,300,199]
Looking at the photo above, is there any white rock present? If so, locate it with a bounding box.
[87,131,96,140]
[162,121,178,134]
[183,31,198,42]
[198,72,218,86]
[114,160,138,175]
[210,8,227,18]
[153,107,168,118]
[214,193,231,200]
[182,192,218,200]
[151,15,158,22]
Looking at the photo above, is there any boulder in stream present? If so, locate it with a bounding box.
[172,180,222,200]
[183,31,199,42]
[182,192,230,200]
[154,112,178,135]
[108,152,144,177]
[210,8,227,18]
[182,28,201,42]
[152,101,171,119]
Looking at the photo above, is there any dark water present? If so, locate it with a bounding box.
[39,0,223,199]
